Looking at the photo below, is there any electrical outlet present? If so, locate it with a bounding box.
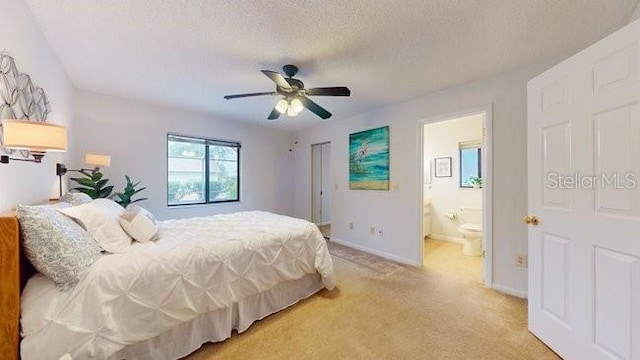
[516,255,528,268]
[392,183,399,192]
[376,228,384,236]
[370,226,375,235]
[349,222,354,230]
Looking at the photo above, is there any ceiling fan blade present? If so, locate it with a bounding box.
[299,96,332,119]
[305,87,351,96]
[224,91,276,100]
[261,70,292,90]
[267,108,281,120]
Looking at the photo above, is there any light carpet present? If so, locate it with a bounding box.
[186,242,559,359]
[317,224,331,239]
[327,242,402,275]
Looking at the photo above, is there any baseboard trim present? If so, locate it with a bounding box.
[491,284,528,299]
[330,237,419,266]
[428,234,464,244]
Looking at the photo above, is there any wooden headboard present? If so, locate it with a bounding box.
[0,212,26,360]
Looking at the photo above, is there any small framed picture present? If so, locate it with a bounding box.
[434,157,452,177]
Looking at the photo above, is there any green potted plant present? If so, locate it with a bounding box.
[467,176,483,189]
[112,175,147,208]
[70,170,114,199]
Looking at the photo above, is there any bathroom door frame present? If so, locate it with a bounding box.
[418,104,493,287]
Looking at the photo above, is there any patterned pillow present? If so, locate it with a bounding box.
[59,192,92,206]
[119,205,159,243]
[17,203,102,290]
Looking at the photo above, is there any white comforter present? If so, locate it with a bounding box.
[21,211,335,359]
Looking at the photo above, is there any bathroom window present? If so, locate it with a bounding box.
[459,140,482,188]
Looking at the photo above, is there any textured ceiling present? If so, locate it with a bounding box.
[24,0,638,132]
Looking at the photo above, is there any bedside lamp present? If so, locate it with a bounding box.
[56,153,111,198]
[0,120,67,163]
[85,153,111,169]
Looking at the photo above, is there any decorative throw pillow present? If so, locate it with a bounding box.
[57,199,132,253]
[119,205,159,243]
[17,203,102,290]
[59,192,92,206]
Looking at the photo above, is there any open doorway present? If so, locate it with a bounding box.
[420,107,493,286]
[311,142,331,239]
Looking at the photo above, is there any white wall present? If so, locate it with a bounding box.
[0,0,75,213]
[293,62,550,294]
[424,114,483,242]
[72,90,294,220]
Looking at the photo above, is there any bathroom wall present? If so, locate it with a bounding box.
[424,114,483,243]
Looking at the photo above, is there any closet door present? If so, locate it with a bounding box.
[311,144,322,224]
[320,143,331,224]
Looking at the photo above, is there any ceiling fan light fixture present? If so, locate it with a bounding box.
[223,64,350,120]
[287,106,299,117]
[290,98,304,114]
[275,99,288,113]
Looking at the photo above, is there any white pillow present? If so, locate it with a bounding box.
[57,199,132,253]
[119,205,159,243]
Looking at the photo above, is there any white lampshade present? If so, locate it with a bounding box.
[2,120,67,153]
[275,99,288,114]
[85,153,111,167]
[290,98,304,114]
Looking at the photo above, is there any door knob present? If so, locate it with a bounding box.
[524,215,540,226]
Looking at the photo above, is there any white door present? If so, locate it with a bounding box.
[311,143,322,224]
[311,142,331,225]
[320,143,331,224]
[528,19,640,359]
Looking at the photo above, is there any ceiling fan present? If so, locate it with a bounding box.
[223,64,351,120]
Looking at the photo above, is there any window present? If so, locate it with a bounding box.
[167,134,240,206]
[459,140,482,188]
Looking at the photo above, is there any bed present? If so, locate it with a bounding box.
[0,209,335,360]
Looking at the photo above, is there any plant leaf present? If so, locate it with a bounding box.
[132,187,146,195]
[96,179,109,188]
[92,172,103,182]
[99,185,114,198]
[74,188,99,199]
[74,178,96,187]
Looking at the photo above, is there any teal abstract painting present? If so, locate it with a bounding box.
[349,126,390,190]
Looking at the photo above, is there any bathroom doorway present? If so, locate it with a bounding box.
[311,142,331,239]
[419,107,492,286]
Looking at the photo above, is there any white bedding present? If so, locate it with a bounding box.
[20,211,336,360]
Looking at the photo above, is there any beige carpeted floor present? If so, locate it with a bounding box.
[317,224,331,238]
[186,239,559,359]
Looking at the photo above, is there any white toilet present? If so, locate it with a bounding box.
[458,206,483,257]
